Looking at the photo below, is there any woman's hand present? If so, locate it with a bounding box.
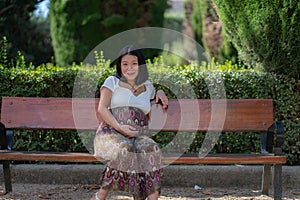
[118,124,139,138]
[156,90,168,109]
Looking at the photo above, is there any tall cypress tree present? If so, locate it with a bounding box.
[214,0,300,79]
[50,0,169,66]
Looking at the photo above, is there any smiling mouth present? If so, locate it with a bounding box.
[127,72,136,76]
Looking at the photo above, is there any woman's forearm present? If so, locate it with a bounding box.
[99,107,121,132]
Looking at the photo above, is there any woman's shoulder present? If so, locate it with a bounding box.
[104,76,119,84]
[102,76,119,90]
[144,80,153,86]
[144,80,155,92]
[105,75,118,81]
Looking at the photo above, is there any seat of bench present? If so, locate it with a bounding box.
[0,150,286,164]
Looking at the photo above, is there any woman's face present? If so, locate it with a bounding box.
[121,54,139,83]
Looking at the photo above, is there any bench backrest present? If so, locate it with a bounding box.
[0,97,274,132]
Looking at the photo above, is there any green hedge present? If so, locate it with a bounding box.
[0,61,299,165]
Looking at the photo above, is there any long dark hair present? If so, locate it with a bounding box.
[112,45,149,85]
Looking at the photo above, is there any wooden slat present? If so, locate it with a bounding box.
[150,99,274,132]
[1,97,100,130]
[0,150,100,162]
[164,154,287,164]
[1,97,273,132]
[0,151,286,164]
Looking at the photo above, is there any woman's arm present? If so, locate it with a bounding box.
[98,87,138,138]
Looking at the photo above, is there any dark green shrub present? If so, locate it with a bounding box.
[13,130,84,152]
[50,0,169,66]
[213,0,300,79]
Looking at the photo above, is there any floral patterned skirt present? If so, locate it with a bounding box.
[94,107,162,200]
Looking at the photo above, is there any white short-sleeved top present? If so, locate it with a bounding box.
[101,76,155,114]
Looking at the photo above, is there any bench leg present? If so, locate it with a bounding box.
[273,164,282,200]
[3,161,12,193]
[262,164,271,195]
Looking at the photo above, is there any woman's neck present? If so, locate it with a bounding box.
[119,79,145,95]
[127,80,136,87]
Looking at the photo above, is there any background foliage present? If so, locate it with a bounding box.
[191,0,238,64]
[213,0,300,79]
[2,0,299,80]
[50,0,169,66]
[0,0,53,66]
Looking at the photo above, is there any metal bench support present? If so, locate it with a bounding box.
[273,164,282,200]
[262,164,271,195]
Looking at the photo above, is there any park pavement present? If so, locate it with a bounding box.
[0,164,300,199]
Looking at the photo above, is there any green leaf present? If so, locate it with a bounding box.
[101,14,125,27]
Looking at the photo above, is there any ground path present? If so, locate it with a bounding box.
[1,184,299,200]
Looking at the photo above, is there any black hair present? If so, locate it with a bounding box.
[112,45,149,85]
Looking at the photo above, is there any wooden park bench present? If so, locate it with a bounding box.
[0,96,286,199]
